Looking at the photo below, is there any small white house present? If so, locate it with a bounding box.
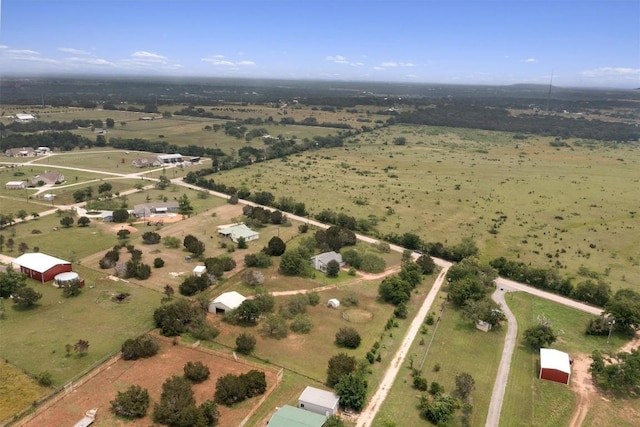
[192,265,206,277]
[208,291,246,314]
[298,386,340,416]
[310,251,344,273]
[217,223,259,243]
[327,299,340,309]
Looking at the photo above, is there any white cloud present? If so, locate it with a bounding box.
[202,55,256,67]
[373,66,385,71]
[58,47,90,55]
[0,45,8,50]
[325,55,364,66]
[521,58,537,63]
[581,67,640,77]
[379,61,415,68]
[131,51,168,62]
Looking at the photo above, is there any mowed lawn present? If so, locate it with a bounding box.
[374,291,505,427]
[500,291,628,427]
[0,277,161,386]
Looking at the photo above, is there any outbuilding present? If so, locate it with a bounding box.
[310,251,344,273]
[12,253,72,283]
[539,348,571,385]
[217,223,259,243]
[267,405,326,427]
[298,386,340,416]
[5,181,26,190]
[192,265,207,277]
[327,299,340,309]
[208,291,246,314]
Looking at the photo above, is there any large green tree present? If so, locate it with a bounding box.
[111,385,150,419]
[335,373,367,411]
[605,288,640,335]
[326,353,357,387]
[0,266,27,298]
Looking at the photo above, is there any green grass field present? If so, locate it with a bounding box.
[0,360,49,422]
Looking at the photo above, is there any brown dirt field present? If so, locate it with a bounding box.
[23,336,279,427]
[568,332,640,427]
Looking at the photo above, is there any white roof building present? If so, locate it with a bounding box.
[15,113,36,122]
[193,265,207,277]
[208,291,246,313]
[217,223,259,243]
[298,386,340,416]
[539,348,571,384]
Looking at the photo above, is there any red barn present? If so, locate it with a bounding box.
[539,348,571,385]
[12,253,72,283]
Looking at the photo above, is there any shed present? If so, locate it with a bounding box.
[217,223,259,243]
[42,193,56,201]
[298,386,340,416]
[192,265,207,277]
[5,181,26,190]
[12,253,72,283]
[101,211,114,222]
[310,251,344,273]
[208,291,246,314]
[539,348,571,385]
[327,299,340,309]
[475,319,492,332]
[267,405,326,427]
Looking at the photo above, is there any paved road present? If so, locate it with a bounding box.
[356,262,452,427]
[485,288,518,427]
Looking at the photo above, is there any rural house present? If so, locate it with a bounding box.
[5,147,36,157]
[12,253,73,283]
[131,157,162,168]
[310,251,344,273]
[14,113,36,122]
[208,291,246,314]
[157,154,183,164]
[298,386,340,416]
[217,223,259,243]
[32,171,65,185]
[133,202,179,218]
[267,405,327,427]
[539,348,571,385]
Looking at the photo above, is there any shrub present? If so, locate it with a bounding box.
[307,291,320,306]
[413,376,428,391]
[327,353,357,387]
[184,361,210,383]
[35,371,53,387]
[236,333,257,354]
[111,385,150,419]
[214,370,266,406]
[142,231,161,244]
[394,302,408,319]
[121,336,159,360]
[335,327,361,349]
[290,314,314,334]
[153,257,165,268]
[342,292,359,307]
[244,252,273,268]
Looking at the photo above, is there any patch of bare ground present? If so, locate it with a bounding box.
[568,332,640,427]
[21,334,280,427]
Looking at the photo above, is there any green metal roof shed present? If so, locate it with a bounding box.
[267,405,327,427]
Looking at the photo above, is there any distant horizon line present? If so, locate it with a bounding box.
[1,73,637,92]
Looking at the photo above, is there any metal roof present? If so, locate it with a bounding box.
[268,405,326,427]
[299,386,340,409]
[13,253,71,273]
[540,348,571,374]
[212,291,246,310]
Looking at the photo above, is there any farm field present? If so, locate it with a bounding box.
[0,360,49,423]
[214,124,640,291]
[22,336,281,427]
[373,291,505,427]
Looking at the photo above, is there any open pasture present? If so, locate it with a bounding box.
[216,124,640,290]
[0,360,49,423]
[374,291,505,427]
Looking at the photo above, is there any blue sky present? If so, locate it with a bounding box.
[1,0,638,88]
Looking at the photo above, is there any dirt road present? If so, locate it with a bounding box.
[356,262,452,427]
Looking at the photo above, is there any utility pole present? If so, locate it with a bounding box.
[607,319,615,344]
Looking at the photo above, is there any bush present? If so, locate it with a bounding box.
[327,353,357,387]
[142,231,161,244]
[35,371,53,387]
[342,292,359,307]
[307,291,320,306]
[335,327,361,349]
[360,253,386,273]
[290,314,314,334]
[121,336,159,360]
[413,376,428,391]
[62,280,82,298]
[236,333,257,354]
[111,385,150,419]
[244,252,273,268]
[394,302,408,319]
[184,361,210,383]
[153,257,165,268]
[214,370,266,406]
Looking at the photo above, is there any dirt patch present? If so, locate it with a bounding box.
[23,336,280,427]
[343,308,374,323]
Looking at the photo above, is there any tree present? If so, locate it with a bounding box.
[523,323,557,351]
[605,288,640,335]
[12,286,42,307]
[117,229,131,240]
[16,210,28,221]
[121,335,159,360]
[156,174,171,190]
[419,393,459,424]
[244,252,272,268]
[378,276,412,305]
[154,257,165,268]
[335,373,367,411]
[112,208,130,223]
[279,248,311,276]
[266,236,286,256]
[142,231,161,244]
[77,216,91,227]
[326,260,340,277]
[74,339,89,356]
[178,194,194,217]
[2,266,29,297]
[163,285,175,300]
[360,254,386,273]
[261,313,288,339]
[111,385,150,419]
[416,254,436,275]
[335,327,361,349]
[153,376,198,426]
[462,298,505,327]
[60,216,74,228]
[323,415,345,427]
[62,280,82,297]
[153,299,200,336]
[236,333,257,354]
[5,238,14,252]
[184,234,205,256]
[241,269,265,287]
[18,242,29,254]
[327,353,357,387]
[200,400,220,426]
[290,314,314,334]
[184,361,210,383]
[98,182,113,194]
[236,236,247,249]
[455,372,475,401]
[236,299,261,324]
[105,118,115,128]
[590,349,640,394]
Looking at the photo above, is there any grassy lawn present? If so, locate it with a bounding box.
[0,360,49,422]
[500,291,628,427]
[374,291,505,427]
[0,278,161,386]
